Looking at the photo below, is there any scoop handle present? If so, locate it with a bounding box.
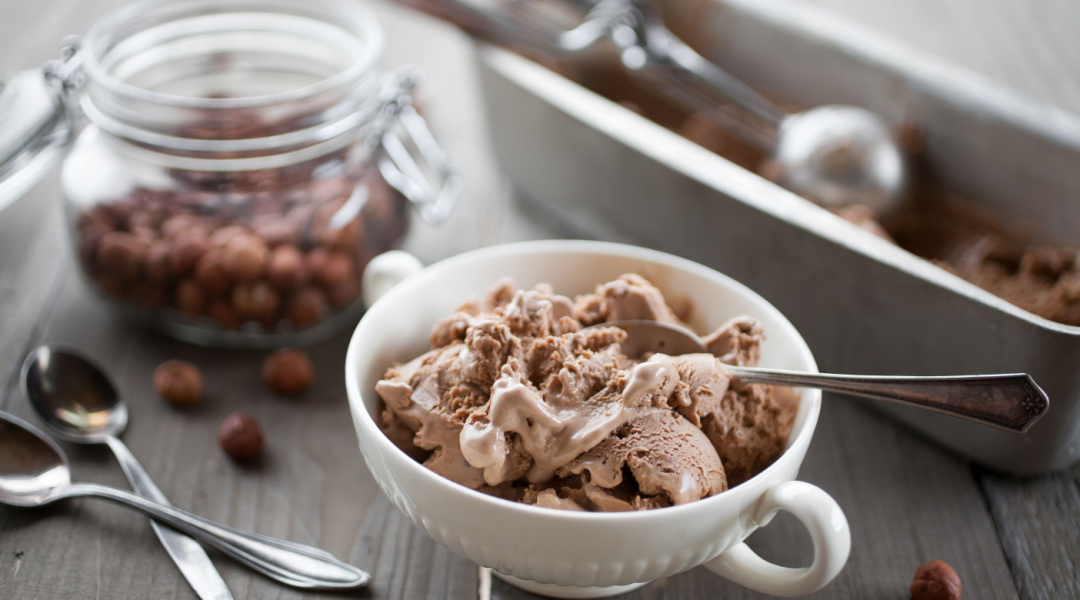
[705,481,850,596]
[728,366,1049,432]
[59,482,369,590]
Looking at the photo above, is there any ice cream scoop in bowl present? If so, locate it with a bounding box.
[345,240,849,598]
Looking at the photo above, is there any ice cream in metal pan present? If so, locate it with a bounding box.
[472,0,1080,474]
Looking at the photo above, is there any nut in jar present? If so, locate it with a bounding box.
[0,0,458,347]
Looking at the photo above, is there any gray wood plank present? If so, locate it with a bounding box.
[3,0,1080,598]
[980,466,1080,600]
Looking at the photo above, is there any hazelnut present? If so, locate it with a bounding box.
[222,234,269,282]
[218,412,263,461]
[267,244,307,290]
[315,250,356,288]
[96,231,149,280]
[78,221,113,267]
[285,287,327,327]
[194,248,231,295]
[175,279,208,315]
[153,360,203,406]
[320,218,361,251]
[911,560,961,600]
[95,274,127,297]
[262,348,314,396]
[143,239,174,282]
[209,225,250,248]
[232,281,280,323]
[253,218,301,247]
[326,276,361,309]
[209,299,243,330]
[160,214,209,238]
[126,208,159,231]
[169,231,211,276]
[79,205,118,231]
[304,247,330,280]
[130,282,166,310]
[130,225,158,243]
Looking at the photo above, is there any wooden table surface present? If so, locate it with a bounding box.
[1,0,1078,599]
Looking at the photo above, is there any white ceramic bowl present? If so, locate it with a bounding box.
[345,240,850,598]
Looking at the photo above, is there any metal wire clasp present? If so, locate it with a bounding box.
[42,35,85,119]
[373,67,461,225]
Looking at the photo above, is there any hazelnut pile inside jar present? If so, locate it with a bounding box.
[75,153,407,337]
[60,0,428,347]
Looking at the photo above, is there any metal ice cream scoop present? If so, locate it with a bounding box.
[403,0,910,213]
[602,319,1048,433]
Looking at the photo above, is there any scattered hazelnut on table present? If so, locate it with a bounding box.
[262,348,314,396]
[153,360,203,406]
[218,412,263,461]
[911,559,961,600]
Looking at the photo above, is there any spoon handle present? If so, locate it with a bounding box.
[727,366,1049,432]
[105,436,232,600]
[59,482,370,590]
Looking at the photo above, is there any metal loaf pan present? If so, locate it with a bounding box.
[472,0,1080,474]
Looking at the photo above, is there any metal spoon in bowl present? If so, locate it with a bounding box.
[404,0,910,213]
[604,320,1049,432]
[22,345,232,600]
[0,410,370,590]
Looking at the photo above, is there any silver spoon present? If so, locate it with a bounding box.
[22,345,232,600]
[604,320,1049,432]
[1,417,368,590]
[404,0,909,213]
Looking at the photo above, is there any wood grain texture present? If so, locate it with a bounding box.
[2,0,1079,598]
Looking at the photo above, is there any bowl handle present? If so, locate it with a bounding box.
[703,480,850,597]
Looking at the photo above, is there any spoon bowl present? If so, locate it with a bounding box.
[22,345,127,443]
[0,414,71,503]
[601,319,1049,432]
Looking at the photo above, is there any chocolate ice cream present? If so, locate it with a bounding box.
[375,275,796,511]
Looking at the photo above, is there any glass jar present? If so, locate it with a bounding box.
[0,0,457,347]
